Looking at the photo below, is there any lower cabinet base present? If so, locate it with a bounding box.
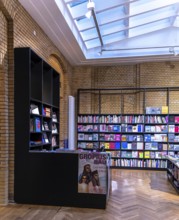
[14,152,108,209]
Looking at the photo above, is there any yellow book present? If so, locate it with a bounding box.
[162,106,168,114]
[104,142,110,149]
[144,151,150,158]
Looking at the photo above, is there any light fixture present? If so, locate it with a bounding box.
[85,0,95,19]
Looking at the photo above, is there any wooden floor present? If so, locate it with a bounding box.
[1,169,179,220]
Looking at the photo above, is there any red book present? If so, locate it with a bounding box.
[109,142,115,149]
[175,126,179,133]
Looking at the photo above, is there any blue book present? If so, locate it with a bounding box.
[121,142,127,149]
[34,117,41,132]
[144,134,151,142]
[115,142,120,149]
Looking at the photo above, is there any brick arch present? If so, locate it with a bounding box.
[48,54,65,99]
[48,54,67,147]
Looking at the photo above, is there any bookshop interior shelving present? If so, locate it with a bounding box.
[14,47,108,209]
[77,88,179,170]
[15,47,60,153]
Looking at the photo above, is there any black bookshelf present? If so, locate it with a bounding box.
[14,47,60,152]
[77,88,179,170]
[14,48,108,209]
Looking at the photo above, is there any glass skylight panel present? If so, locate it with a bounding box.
[75,17,95,31]
[67,0,87,7]
[67,1,87,19]
[130,0,179,16]
[80,28,98,41]
[85,38,101,49]
[96,6,125,25]
[129,6,175,28]
[173,16,179,27]
[100,20,126,36]
[103,31,126,45]
[129,19,170,38]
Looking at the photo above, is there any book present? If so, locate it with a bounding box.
[52,112,58,122]
[52,136,57,147]
[121,142,127,149]
[144,151,150,158]
[138,151,143,158]
[52,123,58,134]
[43,121,49,131]
[43,132,49,143]
[78,133,84,140]
[115,142,120,149]
[161,106,168,114]
[30,104,39,115]
[34,117,41,132]
[43,107,51,117]
[115,134,121,141]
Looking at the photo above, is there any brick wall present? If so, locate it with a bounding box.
[0,0,73,204]
[73,62,179,115]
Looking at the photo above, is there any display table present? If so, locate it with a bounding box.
[14,150,110,209]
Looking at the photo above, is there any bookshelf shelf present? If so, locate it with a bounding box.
[15,47,60,152]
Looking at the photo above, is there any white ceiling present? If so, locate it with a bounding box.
[19,0,179,66]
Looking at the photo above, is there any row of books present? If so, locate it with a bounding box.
[99,124,120,132]
[78,114,179,124]
[146,106,168,114]
[78,133,98,141]
[30,118,58,133]
[145,125,167,132]
[168,134,179,142]
[121,124,143,132]
[121,134,143,142]
[109,151,179,158]
[145,143,167,151]
[99,134,121,141]
[78,124,98,132]
[144,134,167,142]
[78,142,99,149]
[168,144,179,150]
[78,125,179,134]
[30,135,57,147]
[145,115,168,123]
[121,151,167,159]
[110,159,167,168]
[30,104,58,121]
[121,142,143,150]
[78,124,179,133]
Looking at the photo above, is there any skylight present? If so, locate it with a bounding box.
[58,0,179,59]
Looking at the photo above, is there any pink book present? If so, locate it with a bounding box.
[115,134,121,141]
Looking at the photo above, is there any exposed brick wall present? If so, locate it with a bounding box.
[0,6,10,205]
[0,0,73,204]
[73,62,179,115]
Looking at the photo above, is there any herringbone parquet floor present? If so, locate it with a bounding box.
[1,169,179,220]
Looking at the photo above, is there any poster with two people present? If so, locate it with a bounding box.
[78,152,107,194]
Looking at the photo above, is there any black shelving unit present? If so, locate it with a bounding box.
[77,88,179,170]
[14,48,108,209]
